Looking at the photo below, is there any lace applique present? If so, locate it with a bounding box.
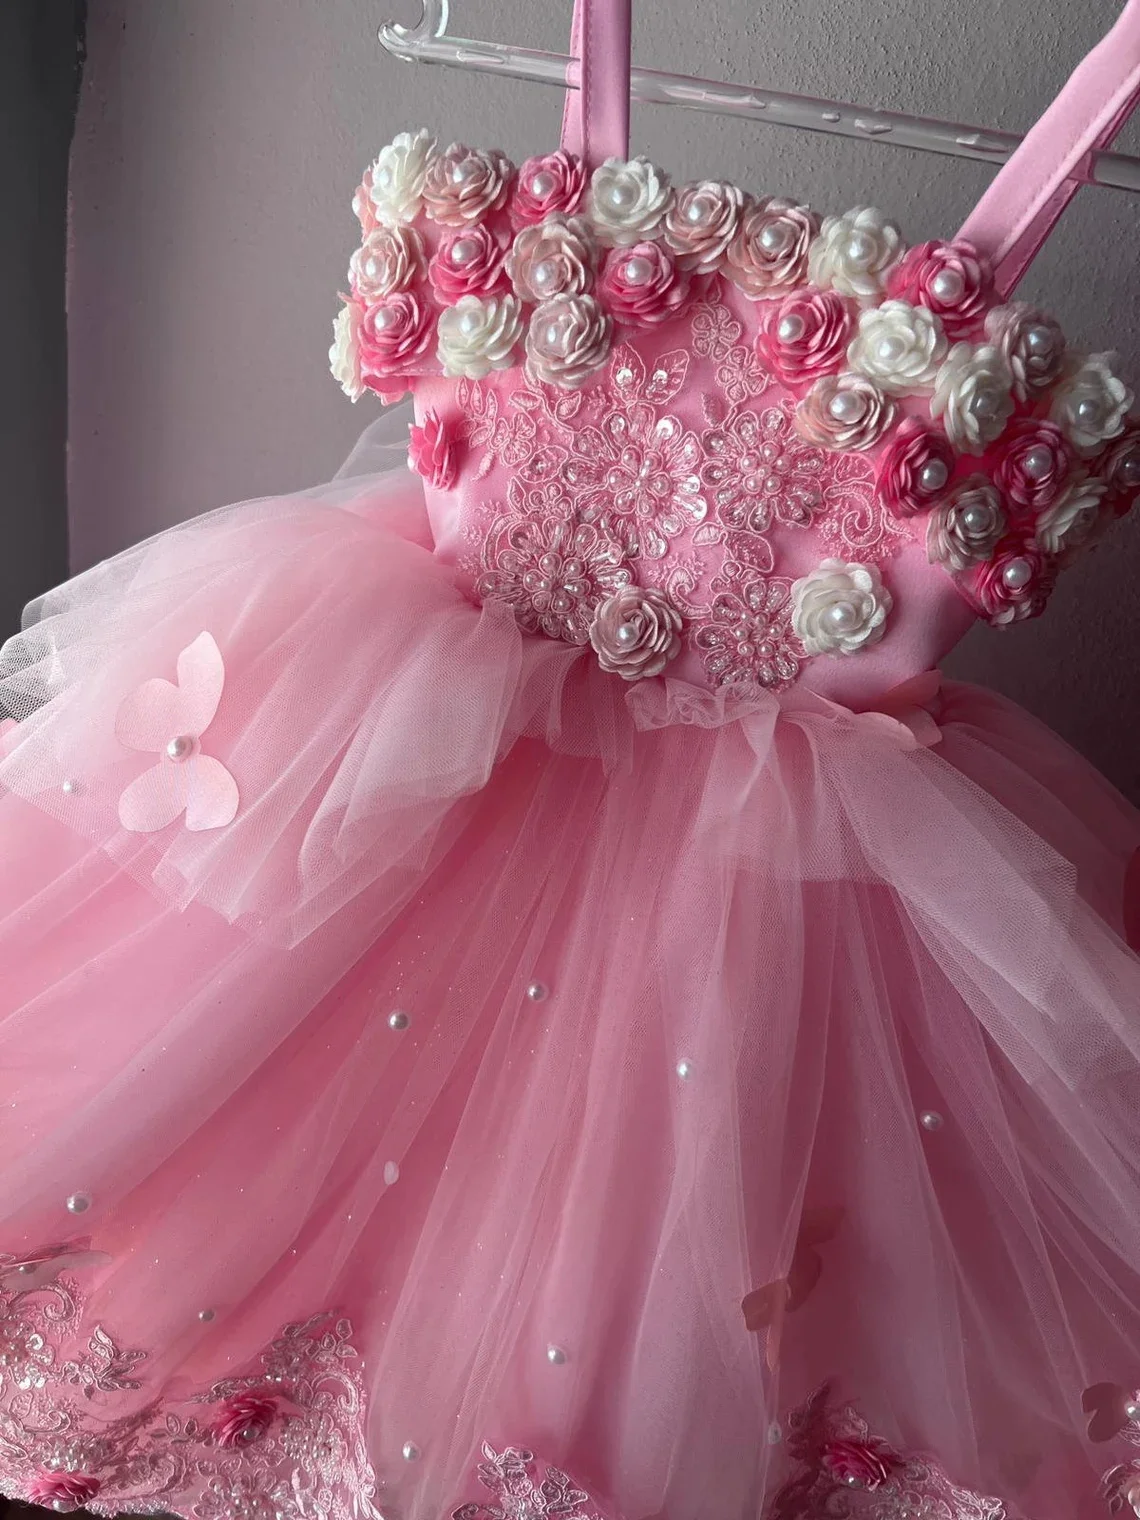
[692,565,801,691]
[0,1255,380,1520]
[767,1384,1006,1520]
[451,1443,608,1520]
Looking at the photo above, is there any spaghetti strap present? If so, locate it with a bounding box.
[957,0,1140,297]
[559,0,632,171]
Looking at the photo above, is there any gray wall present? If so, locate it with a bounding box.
[69,0,1140,798]
[0,1,84,639]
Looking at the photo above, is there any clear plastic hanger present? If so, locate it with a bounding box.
[378,0,1140,194]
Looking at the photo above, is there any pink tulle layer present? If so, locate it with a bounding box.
[0,419,1139,1520]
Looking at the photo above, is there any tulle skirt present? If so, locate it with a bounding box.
[0,412,1139,1520]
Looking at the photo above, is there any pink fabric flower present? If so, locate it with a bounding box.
[887,239,992,339]
[589,586,683,680]
[349,225,426,302]
[756,289,853,388]
[1100,422,1140,517]
[876,416,955,517]
[115,632,239,834]
[821,1439,899,1491]
[663,179,745,273]
[359,292,435,381]
[598,242,690,327]
[213,1392,279,1448]
[422,143,514,227]
[795,373,895,451]
[725,196,819,297]
[408,410,459,490]
[960,540,1054,625]
[507,214,597,304]
[511,151,587,225]
[993,419,1072,515]
[429,225,509,301]
[985,302,1067,401]
[26,1471,102,1510]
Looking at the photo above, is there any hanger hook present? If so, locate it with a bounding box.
[378,0,450,56]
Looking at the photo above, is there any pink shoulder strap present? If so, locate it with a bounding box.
[560,0,632,171]
[957,0,1140,298]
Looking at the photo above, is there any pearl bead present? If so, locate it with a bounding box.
[388,1010,410,1031]
[841,1473,864,1489]
[401,1442,420,1462]
[961,505,993,533]
[1002,557,1032,590]
[623,256,652,286]
[824,600,858,632]
[61,779,80,796]
[546,1344,567,1365]
[919,459,948,493]
[65,1193,92,1215]
[1126,1400,1140,1422]
[459,311,481,336]
[777,313,805,343]
[530,171,554,198]
[615,622,639,645]
[374,306,397,330]
[1022,446,1053,480]
[685,197,708,224]
[532,260,557,291]
[845,230,875,266]
[1025,324,1053,356]
[166,734,194,763]
[760,220,793,254]
[452,158,478,183]
[1076,397,1101,425]
[1118,449,1140,485]
[198,1308,216,1323]
[607,180,637,210]
[876,334,906,364]
[384,1161,400,1185]
[526,981,548,1003]
[545,322,562,347]
[828,389,865,424]
[930,268,964,304]
[16,1263,36,1276]
[676,1059,693,1080]
[450,237,479,266]
[920,1110,944,1131]
[969,388,998,418]
[377,167,393,190]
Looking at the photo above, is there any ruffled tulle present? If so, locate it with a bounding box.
[1,410,1139,1520]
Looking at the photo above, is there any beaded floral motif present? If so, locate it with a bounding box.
[0,1255,380,1520]
[767,1384,1006,1520]
[451,1443,607,1520]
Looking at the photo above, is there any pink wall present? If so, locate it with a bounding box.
[69,0,1140,799]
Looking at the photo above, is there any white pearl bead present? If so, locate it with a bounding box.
[401,1442,420,1462]
[530,171,554,198]
[919,459,948,493]
[546,1344,568,1365]
[532,260,557,290]
[526,981,548,1003]
[198,1308,216,1323]
[166,734,194,763]
[374,306,397,330]
[676,1059,693,1080]
[1119,449,1140,485]
[388,1010,410,1031]
[876,334,906,364]
[65,1193,92,1215]
[623,256,652,286]
[685,197,707,224]
[377,167,393,190]
[920,1110,944,1132]
[969,388,998,418]
[824,600,859,632]
[1126,1400,1140,1422]
[760,220,793,254]
[961,505,993,533]
[1025,324,1053,356]
[777,313,805,343]
[615,622,639,645]
[450,237,479,266]
[61,779,80,796]
[607,180,637,210]
[1076,397,1101,425]
[930,268,964,303]
[452,158,478,183]
[545,322,562,347]
[384,1161,400,1185]
[1021,446,1053,480]
[845,230,875,266]
[828,389,865,424]
[459,311,481,337]
[1002,557,1032,590]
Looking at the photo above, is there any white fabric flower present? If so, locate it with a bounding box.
[807,208,905,300]
[930,342,1014,454]
[329,301,365,402]
[1049,353,1133,455]
[1034,474,1107,555]
[525,294,612,389]
[507,214,597,304]
[846,300,947,395]
[791,559,892,655]
[367,129,436,226]
[588,157,672,246]
[436,295,523,379]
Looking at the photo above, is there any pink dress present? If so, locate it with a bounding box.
[3,2,1140,1517]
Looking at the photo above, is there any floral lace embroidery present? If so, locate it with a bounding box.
[451,1443,608,1520]
[0,1256,380,1520]
[767,1383,1006,1520]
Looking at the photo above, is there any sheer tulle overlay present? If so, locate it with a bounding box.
[1,411,1140,1520]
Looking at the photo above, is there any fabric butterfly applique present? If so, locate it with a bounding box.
[743,1204,845,1370]
[115,632,239,834]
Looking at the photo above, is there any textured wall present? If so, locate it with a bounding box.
[69,0,1140,797]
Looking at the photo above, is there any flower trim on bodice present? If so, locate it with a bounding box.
[330,130,1140,686]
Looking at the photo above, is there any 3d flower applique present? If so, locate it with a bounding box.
[589,586,683,680]
[791,559,893,654]
[212,1392,280,1448]
[114,632,239,834]
[408,409,460,490]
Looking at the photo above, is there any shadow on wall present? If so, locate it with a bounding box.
[0,2,86,647]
